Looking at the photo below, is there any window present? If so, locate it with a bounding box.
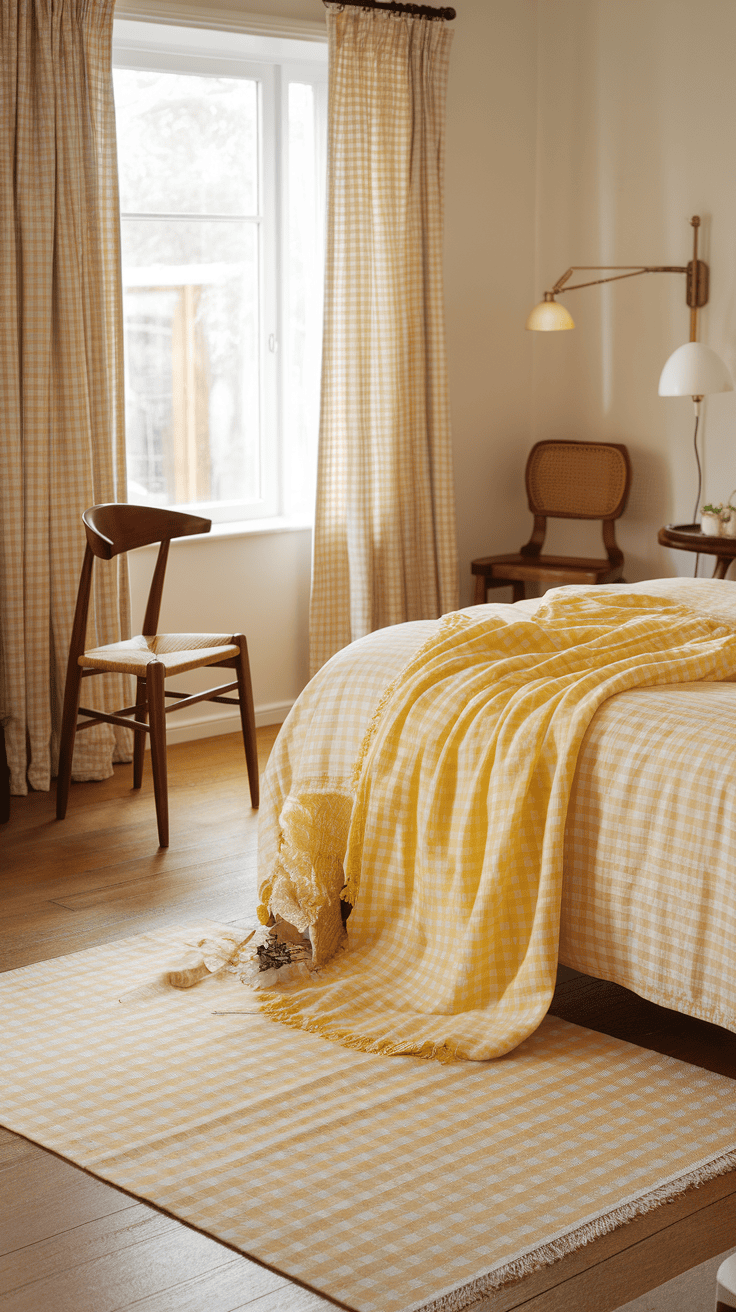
[112,21,327,523]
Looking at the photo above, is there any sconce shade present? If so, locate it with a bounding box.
[658,341,734,396]
[525,299,575,332]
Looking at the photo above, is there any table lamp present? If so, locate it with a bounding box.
[658,341,733,520]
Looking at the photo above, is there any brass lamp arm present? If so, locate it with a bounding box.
[550,266,687,295]
[544,218,708,342]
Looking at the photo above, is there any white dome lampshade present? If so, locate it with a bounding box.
[525,297,575,331]
[658,342,734,397]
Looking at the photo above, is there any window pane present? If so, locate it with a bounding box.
[114,69,258,216]
[284,83,323,516]
[121,219,260,506]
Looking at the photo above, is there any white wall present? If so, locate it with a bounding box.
[531,0,736,580]
[444,0,538,605]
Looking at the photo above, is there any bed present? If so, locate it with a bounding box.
[256,578,736,1058]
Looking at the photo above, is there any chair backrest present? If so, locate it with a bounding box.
[69,505,213,660]
[521,441,631,565]
[525,441,631,521]
[83,504,211,559]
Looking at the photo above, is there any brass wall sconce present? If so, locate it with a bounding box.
[526,215,708,340]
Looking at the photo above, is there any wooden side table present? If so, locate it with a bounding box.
[658,523,736,579]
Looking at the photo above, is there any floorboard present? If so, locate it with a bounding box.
[2,727,735,1312]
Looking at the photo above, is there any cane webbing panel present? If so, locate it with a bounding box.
[527,443,628,519]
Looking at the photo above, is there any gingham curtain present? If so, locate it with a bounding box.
[309,4,458,676]
[0,0,131,795]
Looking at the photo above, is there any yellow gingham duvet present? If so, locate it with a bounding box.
[258,581,736,1059]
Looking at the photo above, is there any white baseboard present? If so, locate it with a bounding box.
[160,701,293,746]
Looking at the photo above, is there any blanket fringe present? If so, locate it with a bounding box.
[411,1149,736,1312]
[257,991,460,1062]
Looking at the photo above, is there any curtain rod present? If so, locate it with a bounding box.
[324,1,456,20]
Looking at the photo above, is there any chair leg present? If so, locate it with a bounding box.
[473,574,487,605]
[56,661,84,820]
[512,582,525,603]
[133,676,147,789]
[233,635,259,808]
[146,660,169,848]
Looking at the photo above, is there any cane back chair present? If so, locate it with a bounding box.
[56,504,259,848]
[471,440,632,604]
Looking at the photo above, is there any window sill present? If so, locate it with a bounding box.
[168,514,313,544]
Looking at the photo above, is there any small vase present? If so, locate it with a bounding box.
[701,513,723,537]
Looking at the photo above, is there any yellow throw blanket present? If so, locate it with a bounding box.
[258,591,736,1061]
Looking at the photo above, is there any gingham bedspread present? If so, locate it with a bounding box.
[259,578,736,1038]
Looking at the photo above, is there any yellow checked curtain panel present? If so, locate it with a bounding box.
[309,4,459,675]
[0,0,131,795]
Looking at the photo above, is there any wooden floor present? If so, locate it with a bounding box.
[2,730,736,1312]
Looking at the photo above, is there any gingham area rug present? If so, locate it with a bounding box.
[2,924,736,1312]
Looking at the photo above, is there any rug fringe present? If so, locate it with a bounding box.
[413,1149,736,1312]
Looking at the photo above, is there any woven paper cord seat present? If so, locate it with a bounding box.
[56,504,259,848]
[471,440,632,603]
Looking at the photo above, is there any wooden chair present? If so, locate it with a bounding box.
[471,440,632,604]
[56,504,259,848]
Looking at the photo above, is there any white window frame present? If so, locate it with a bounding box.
[113,18,327,527]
